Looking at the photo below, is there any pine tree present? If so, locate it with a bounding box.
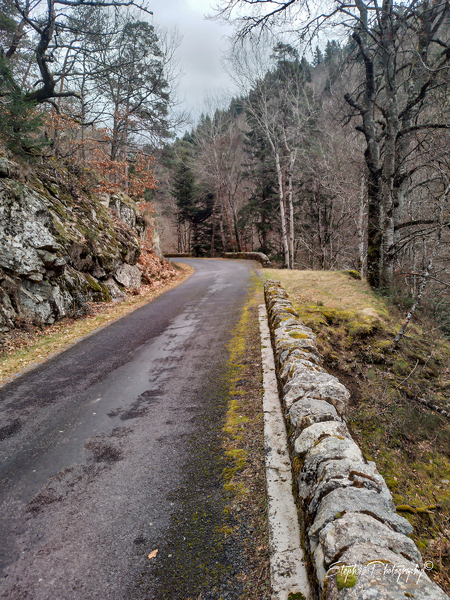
[0,55,46,158]
[324,40,340,66]
[171,151,214,255]
[313,46,323,67]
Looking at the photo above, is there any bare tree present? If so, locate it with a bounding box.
[228,39,318,267]
[214,0,450,288]
[2,0,153,107]
[193,98,248,254]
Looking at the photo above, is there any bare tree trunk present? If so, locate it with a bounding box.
[275,152,290,268]
[223,190,236,251]
[393,186,447,347]
[211,195,219,257]
[346,5,382,288]
[218,186,226,251]
[80,91,87,165]
[110,106,121,163]
[358,174,367,278]
[123,124,129,192]
[393,238,440,348]
[21,58,33,87]
[287,150,296,269]
[230,198,241,251]
[121,96,131,192]
[177,220,182,253]
[219,209,226,251]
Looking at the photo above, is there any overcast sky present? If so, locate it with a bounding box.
[150,0,237,125]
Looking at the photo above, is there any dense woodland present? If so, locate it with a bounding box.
[2,0,450,333]
[0,0,182,197]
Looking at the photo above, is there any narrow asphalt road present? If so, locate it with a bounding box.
[0,258,256,600]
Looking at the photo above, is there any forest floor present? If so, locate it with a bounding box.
[0,259,193,386]
[263,268,450,595]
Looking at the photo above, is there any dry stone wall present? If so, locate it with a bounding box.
[264,280,449,599]
[223,251,270,267]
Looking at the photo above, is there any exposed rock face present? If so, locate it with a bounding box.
[0,160,147,331]
[0,158,20,179]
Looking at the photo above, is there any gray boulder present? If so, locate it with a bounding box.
[114,264,141,289]
[104,278,126,300]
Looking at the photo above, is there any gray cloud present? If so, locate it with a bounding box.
[151,1,237,119]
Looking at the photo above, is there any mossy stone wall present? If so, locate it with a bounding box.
[264,280,449,600]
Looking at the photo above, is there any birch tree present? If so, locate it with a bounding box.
[215,0,450,288]
[230,40,317,267]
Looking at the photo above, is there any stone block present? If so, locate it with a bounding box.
[309,487,413,552]
[324,543,447,599]
[294,421,352,458]
[284,371,350,414]
[317,512,422,568]
[306,459,391,515]
[298,437,364,499]
[279,358,325,386]
[279,347,322,366]
[289,398,341,439]
[275,338,318,358]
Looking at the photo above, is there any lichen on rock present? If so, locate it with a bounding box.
[0,158,150,330]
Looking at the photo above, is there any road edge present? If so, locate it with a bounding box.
[0,263,194,388]
[258,304,312,600]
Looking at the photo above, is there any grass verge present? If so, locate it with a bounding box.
[264,268,450,594]
[0,263,193,386]
[221,273,271,599]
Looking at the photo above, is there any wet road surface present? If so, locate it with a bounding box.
[0,258,255,600]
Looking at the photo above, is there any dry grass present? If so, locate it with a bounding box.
[0,263,193,386]
[264,268,388,314]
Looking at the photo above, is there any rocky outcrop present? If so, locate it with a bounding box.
[0,160,147,331]
[264,280,449,599]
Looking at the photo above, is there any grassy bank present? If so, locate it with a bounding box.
[263,268,450,594]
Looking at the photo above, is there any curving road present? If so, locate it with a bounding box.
[0,258,256,600]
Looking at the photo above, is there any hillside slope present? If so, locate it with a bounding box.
[264,269,450,594]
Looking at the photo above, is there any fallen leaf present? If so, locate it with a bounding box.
[148,549,158,559]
